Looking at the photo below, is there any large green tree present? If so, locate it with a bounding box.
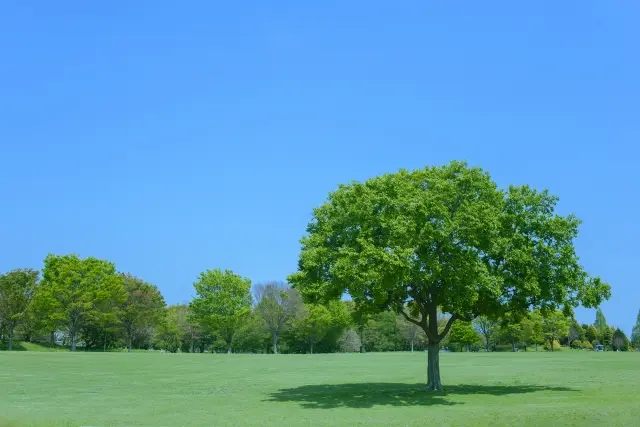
[189,269,251,353]
[119,274,166,352]
[38,254,126,351]
[289,162,610,390]
[0,269,40,350]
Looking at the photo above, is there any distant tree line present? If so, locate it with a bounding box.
[1,256,635,353]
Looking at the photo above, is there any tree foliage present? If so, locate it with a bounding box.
[631,310,640,349]
[0,269,40,350]
[119,274,166,352]
[189,269,252,353]
[594,308,608,343]
[541,310,569,352]
[289,161,610,389]
[254,282,302,354]
[37,254,126,351]
[449,321,480,351]
[474,316,499,351]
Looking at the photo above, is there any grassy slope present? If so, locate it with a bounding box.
[0,351,638,427]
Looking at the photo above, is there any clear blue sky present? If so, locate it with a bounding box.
[1,1,638,333]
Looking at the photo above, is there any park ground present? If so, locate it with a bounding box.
[1,350,638,426]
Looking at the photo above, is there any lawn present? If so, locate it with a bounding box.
[1,350,638,426]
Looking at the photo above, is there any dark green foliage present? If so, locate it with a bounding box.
[289,161,610,388]
[631,310,640,349]
[612,328,629,351]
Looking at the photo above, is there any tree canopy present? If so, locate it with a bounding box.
[120,274,166,352]
[189,269,252,353]
[37,254,126,351]
[289,161,610,389]
[0,269,40,350]
[254,282,302,354]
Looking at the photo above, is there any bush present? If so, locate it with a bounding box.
[570,340,582,349]
[582,340,593,350]
[543,340,562,351]
[339,329,361,353]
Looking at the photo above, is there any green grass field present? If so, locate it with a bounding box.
[1,350,638,426]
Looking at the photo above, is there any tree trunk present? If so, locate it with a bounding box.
[8,326,14,351]
[272,334,278,354]
[103,334,107,352]
[426,342,442,391]
[410,340,414,353]
[512,341,516,352]
[70,329,77,352]
[310,342,314,354]
[128,336,132,353]
[425,306,443,391]
[50,331,55,346]
[550,339,555,352]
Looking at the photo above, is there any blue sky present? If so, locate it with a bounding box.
[1,1,638,333]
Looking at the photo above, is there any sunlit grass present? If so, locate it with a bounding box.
[1,351,638,426]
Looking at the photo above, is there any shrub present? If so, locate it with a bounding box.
[582,340,593,350]
[570,340,582,349]
[543,340,562,351]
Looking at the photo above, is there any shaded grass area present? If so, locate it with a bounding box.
[1,351,638,426]
[267,383,576,409]
[0,342,67,352]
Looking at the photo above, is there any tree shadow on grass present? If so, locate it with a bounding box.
[266,383,576,409]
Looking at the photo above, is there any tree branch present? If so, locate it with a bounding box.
[458,313,478,322]
[402,310,435,342]
[438,313,459,341]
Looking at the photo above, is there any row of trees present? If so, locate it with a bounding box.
[0,161,623,392]
[452,307,634,353]
[1,259,635,354]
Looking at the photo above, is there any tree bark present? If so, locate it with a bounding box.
[272,334,278,354]
[8,326,14,351]
[425,306,444,391]
[50,331,55,346]
[550,338,555,352]
[103,334,107,352]
[70,328,77,352]
[426,342,442,391]
[410,340,414,353]
[128,336,132,353]
[310,342,314,354]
